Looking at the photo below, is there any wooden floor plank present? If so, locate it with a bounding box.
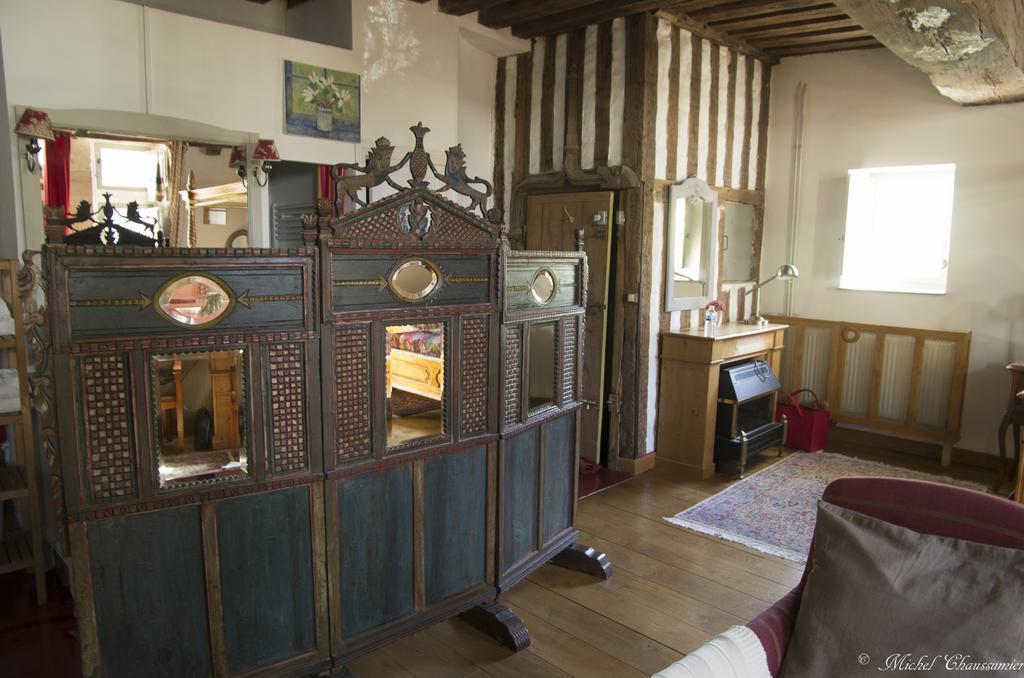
[525,565,722,654]
[504,603,649,678]
[577,530,772,621]
[422,618,572,678]
[379,630,491,678]
[503,579,683,675]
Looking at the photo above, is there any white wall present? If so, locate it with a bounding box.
[0,0,524,252]
[762,48,1024,456]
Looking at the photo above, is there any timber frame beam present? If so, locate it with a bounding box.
[833,0,1024,104]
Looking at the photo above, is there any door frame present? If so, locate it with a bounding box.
[513,172,639,473]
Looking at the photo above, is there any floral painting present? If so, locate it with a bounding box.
[284,60,360,142]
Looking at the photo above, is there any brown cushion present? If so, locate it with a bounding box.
[779,501,1024,677]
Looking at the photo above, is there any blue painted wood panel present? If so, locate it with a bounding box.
[338,466,414,638]
[543,414,576,543]
[217,487,316,673]
[332,254,490,311]
[504,260,580,311]
[501,427,540,573]
[68,266,307,339]
[423,447,487,605]
[88,507,211,678]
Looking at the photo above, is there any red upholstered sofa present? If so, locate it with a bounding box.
[747,477,1024,676]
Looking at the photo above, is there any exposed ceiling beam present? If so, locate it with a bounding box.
[770,36,880,57]
[711,7,850,31]
[751,26,869,48]
[656,9,769,59]
[732,16,856,39]
[510,0,664,38]
[437,0,496,16]
[692,1,834,23]
[477,0,600,29]
[833,0,1024,104]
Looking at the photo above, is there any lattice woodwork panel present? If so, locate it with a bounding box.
[268,343,307,473]
[561,316,578,405]
[81,354,135,501]
[461,316,489,436]
[430,208,494,245]
[335,324,371,461]
[503,325,522,427]
[338,200,493,246]
[339,207,407,241]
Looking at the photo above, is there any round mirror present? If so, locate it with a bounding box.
[389,259,439,302]
[530,269,557,305]
[155,274,234,327]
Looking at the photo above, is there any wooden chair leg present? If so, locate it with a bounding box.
[999,416,1012,480]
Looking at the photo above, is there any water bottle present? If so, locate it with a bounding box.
[704,306,718,336]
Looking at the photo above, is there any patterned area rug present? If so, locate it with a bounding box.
[665,451,988,563]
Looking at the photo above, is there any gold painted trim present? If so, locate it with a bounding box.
[69,292,152,310]
[153,271,236,330]
[236,291,304,308]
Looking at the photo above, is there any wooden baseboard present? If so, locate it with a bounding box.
[616,452,656,476]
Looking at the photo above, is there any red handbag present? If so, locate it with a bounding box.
[775,389,830,452]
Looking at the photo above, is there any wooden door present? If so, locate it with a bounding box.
[526,191,614,464]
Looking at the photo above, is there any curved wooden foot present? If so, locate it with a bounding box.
[551,543,613,579]
[459,600,531,652]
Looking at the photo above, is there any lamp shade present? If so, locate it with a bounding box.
[15,108,55,141]
[776,264,799,281]
[252,139,280,162]
[228,145,246,168]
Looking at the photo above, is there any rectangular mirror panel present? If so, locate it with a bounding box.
[723,201,757,282]
[527,322,557,413]
[386,322,445,447]
[153,348,249,489]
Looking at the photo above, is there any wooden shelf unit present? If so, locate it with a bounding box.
[0,259,46,604]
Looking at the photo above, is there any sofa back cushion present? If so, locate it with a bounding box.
[779,501,1024,677]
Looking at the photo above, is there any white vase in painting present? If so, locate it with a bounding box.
[315,105,333,132]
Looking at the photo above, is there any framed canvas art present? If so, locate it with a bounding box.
[285,60,361,142]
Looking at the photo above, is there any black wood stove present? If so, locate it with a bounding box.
[715,359,787,476]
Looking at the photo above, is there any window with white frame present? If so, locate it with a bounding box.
[839,164,955,295]
[94,142,163,232]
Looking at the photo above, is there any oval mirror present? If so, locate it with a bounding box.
[390,259,439,302]
[155,274,234,327]
[530,269,557,305]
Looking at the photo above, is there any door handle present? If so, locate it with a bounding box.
[581,399,599,410]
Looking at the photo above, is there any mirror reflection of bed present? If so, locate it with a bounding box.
[155,349,248,487]
[385,323,444,447]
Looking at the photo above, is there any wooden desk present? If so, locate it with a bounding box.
[656,322,787,479]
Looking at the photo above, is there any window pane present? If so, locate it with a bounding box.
[99,146,158,189]
[840,164,955,294]
[386,322,445,447]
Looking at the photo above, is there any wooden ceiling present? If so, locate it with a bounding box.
[415,0,883,60]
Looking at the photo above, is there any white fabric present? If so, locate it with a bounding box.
[653,625,771,678]
[0,368,19,412]
[0,299,13,336]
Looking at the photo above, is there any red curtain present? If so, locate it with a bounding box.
[43,132,71,211]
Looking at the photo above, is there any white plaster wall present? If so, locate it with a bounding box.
[0,0,525,252]
[762,48,1024,456]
